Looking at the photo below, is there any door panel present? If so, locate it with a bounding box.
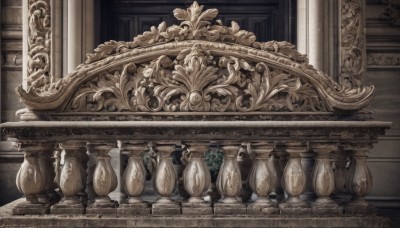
[96,0,296,46]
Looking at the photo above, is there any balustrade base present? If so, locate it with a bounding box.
[151,202,181,215]
[50,203,85,215]
[278,202,312,215]
[311,204,343,216]
[213,202,247,215]
[12,203,49,215]
[246,204,279,214]
[86,201,119,215]
[344,204,375,215]
[117,202,151,215]
[181,202,213,215]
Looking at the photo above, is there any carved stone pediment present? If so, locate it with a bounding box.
[16,1,374,115]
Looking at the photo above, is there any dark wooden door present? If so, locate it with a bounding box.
[96,0,296,46]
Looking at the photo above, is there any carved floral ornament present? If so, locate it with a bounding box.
[17,1,374,113]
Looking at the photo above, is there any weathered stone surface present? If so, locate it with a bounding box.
[181,202,213,215]
[246,204,279,215]
[12,203,49,215]
[151,204,181,215]
[117,202,150,215]
[50,203,85,215]
[0,215,392,227]
[213,202,247,215]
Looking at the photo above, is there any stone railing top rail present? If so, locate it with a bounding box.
[16,1,374,121]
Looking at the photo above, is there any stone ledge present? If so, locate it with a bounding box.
[0,215,392,227]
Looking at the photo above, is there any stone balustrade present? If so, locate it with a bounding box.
[2,120,390,216]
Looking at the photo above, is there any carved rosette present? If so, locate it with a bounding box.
[27,0,52,92]
[16,1,373,114]
[182,143,211,203]
[216,144,242,204]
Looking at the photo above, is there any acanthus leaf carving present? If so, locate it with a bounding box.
[17,1,374,113]
[67,45,328,113]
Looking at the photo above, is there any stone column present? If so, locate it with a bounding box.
[118,141,150,215]
[51,141,86,214]
[279,142,311,214]
[152,142,180,215]
[247,142,278,214]
[86,143,118,214]
[13,141,49,215]
[297,0,339,77]
[310,143,342,215]
[182,142,212,215]
[214,142,246,214]
[344,143,374,214]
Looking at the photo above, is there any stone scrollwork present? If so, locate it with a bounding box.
[17,1,374,113]
[68,45,326,112]
[27,0,52,92]
[340,0,365,89]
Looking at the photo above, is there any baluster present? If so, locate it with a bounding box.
[274,144,288,202]
[214,142,246,214]
[13,141,48,215]
[344,143,374,214]
[300,148,316,202]
[86,143,98,203]
[86,143,118,214]
[152,142,181,215]
[118,141,150,215]
[310,143,342,215]
[332,146,351,204]
[279,142,311,214]
[51,141,86,214]
[37,144,59,204]
[247,142,278,214]
[182,142,212,214]
[77,147,89,206]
